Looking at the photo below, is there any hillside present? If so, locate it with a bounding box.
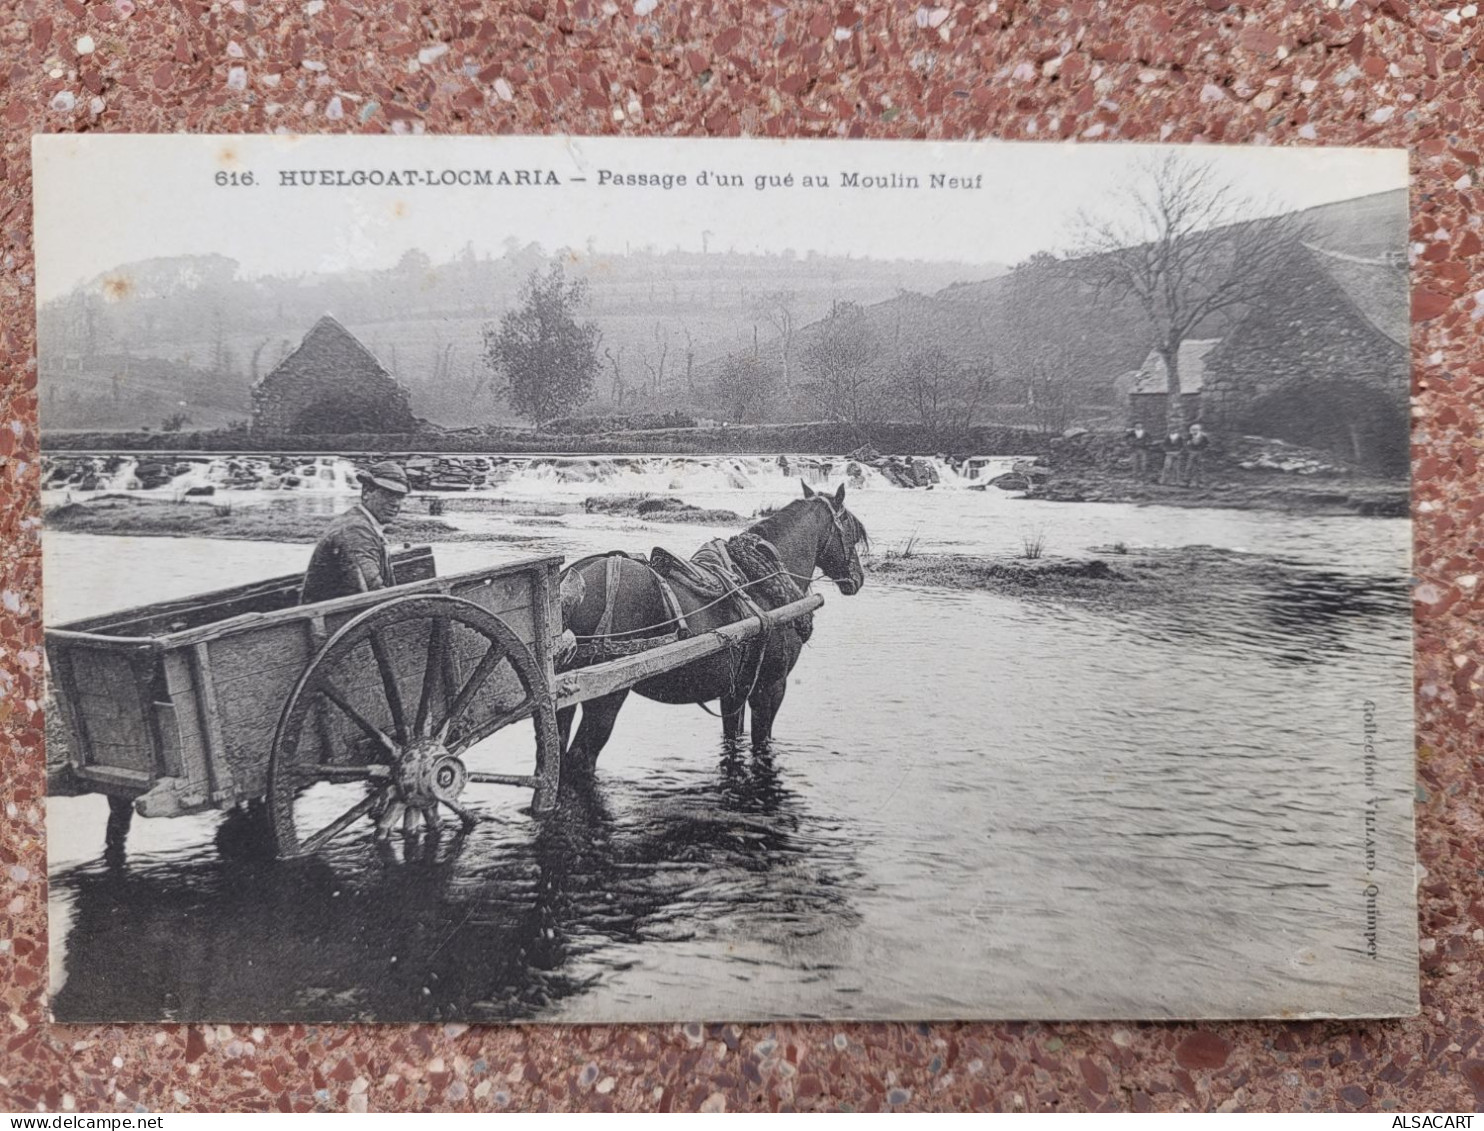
[37,246,1005,432]
[719,188,1409,427]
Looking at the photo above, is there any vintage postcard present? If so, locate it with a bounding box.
[32,134,1416,1023]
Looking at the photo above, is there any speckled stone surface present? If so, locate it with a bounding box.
[1,0,1481,1113]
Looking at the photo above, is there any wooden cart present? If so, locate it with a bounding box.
[45,546,821,859]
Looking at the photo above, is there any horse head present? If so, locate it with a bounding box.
[801,480,868,596]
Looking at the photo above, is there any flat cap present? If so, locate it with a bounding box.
[357,460,410,494]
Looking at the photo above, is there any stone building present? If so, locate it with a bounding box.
[1119,241,1409,474]
[1200,243,1409,474]
[251,315,415,437]
[1125,339,1221,434]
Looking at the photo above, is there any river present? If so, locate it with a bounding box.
[43,460,1419,1022]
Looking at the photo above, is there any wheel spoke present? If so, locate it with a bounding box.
[300,786,388,854]
[319,681,398,755]
[443,696,537,754]
[414,618,448,738]
[296,763,392,781]
[369,629,409,745]
[375,799,406,841]
[436,640,508,743]
[441,796,481,832]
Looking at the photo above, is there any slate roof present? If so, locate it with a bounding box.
[1303,245,1410,349]
[1129,339,1222,396]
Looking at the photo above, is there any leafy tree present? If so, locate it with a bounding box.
[482,264,602,428]
[1072,155,1308,430]
[713,352,777,424]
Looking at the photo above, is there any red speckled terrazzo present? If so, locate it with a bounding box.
[1,0,1482,1113]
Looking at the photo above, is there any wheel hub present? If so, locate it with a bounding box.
[396,738,467,807]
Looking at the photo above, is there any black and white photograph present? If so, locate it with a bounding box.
[32,134,1416,1023]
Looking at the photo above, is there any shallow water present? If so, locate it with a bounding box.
[44,478,1418,1021]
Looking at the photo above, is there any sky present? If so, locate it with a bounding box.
[32,135,1409,302]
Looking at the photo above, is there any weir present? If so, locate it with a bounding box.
[41,453,1031,502]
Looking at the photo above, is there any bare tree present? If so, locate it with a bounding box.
[641,322,670,396]
[998,255,1085,435]
[1072,154,1307,430]
[798,302,884,431]
[249,338,270,384]
[889,345,994,436]
[604,345,627,408]
[681,325,696,395]
[752,289,798,387]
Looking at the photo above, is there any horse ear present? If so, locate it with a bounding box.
[834,482,846,506]
[801,480,814,498]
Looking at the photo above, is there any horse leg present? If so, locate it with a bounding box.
[104,795,133,866]
[565,690,629,777]
[720,694,747,740]
[556,704,577,757]
[748,676,788,749]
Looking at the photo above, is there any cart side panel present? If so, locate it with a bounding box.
[159,560,559,802]
[158,650,203,788]
[188,621,316,799]
[54,643,160,781]
[445,571,536,639]
[445,567,547,742]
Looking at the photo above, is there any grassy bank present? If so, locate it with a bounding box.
[42,493,746,542]
[581,494,743,524]
[43,495,536,544]
[867,544,1407,612]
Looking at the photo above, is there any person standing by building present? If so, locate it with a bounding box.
[300,460,410,604]
[1183,422,1211,488]
[1158,427,1185,486]
[1124,422,1150,479]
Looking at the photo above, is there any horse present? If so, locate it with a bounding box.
[555,481,868,772]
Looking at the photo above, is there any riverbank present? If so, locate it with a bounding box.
[867,544,1408,612]
[41,421,1044,456]
[1023,471,1409,518]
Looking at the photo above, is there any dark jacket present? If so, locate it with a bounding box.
[1125,427,1151,448]
[300,504,392,604]
[1161,432,1185,454]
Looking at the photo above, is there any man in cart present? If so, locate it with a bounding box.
[300,460,410,604]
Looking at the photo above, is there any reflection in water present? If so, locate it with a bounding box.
[1099,555,1408,670]
[50,747,860,1023]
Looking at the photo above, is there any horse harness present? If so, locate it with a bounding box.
[559,532,812,675]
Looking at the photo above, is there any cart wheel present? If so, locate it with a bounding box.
[267,594,559,859]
